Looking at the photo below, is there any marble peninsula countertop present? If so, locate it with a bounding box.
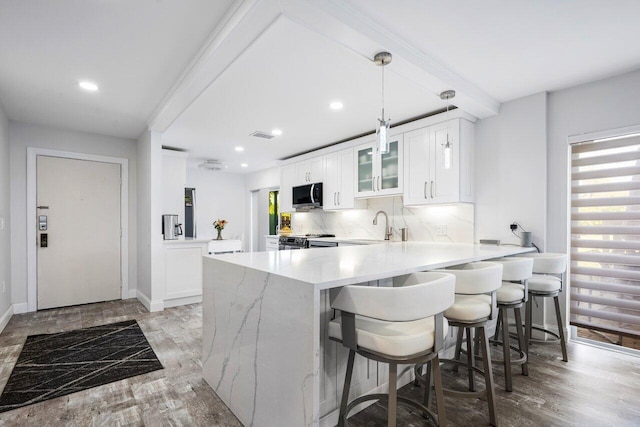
[207,242,534,290]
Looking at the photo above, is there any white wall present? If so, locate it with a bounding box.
[474,92,547,247]
[136,130,164,311]
[9,122,137,311]
[185,168,245,241]
[0,102,11,330]
[547,69,640,253]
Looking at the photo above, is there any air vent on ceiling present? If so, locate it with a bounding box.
[250,131,275,139]
[198,160,227,171]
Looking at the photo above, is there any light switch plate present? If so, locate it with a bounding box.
[435,224,447,236]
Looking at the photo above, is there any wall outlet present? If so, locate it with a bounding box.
[435,224,447,236]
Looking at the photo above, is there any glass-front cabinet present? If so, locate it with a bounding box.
[355,136,403,197]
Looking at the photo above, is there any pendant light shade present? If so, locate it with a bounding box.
[374,52,392,154]
[440,90,456,170]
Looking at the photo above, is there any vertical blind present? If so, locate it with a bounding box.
[570,134,640,337]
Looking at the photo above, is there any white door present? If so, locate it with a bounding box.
[403,127,431,206]
[323,152,339,209]
[37,156,121,310]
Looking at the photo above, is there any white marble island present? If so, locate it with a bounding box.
[202,242,534,426]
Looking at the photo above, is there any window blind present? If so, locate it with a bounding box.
[570,134,640,337]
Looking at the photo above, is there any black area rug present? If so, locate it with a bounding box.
[0,319,163,413]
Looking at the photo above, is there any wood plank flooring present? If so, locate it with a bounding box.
[0,300,639,426]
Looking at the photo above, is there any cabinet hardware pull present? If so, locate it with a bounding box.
[338,192,340,205]
[334,192,337,205]
[372,177,376,192]
[378,176,381,191]
[430,181,434,198]
[424,182,427,199]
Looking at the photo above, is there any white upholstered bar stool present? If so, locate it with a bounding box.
[430,262,503,427]
[329,272,455,427]
[517,253,568,362]
[491,257,533,392]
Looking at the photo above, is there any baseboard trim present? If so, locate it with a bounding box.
[0,305,14,333]
[12,303,29,314]
[136,290,164,312]
[163,294,202,308]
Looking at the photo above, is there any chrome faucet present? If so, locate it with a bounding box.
[373,210,393,240]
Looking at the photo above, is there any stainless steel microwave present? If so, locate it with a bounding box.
[292,182,323,209]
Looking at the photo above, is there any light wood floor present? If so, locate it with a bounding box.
[0,300,639,426]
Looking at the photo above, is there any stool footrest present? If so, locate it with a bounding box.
[343,393,440,426]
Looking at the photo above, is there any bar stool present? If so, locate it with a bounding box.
[426,262,503,427]
[518,253,568,362]
[329,272,455,427]
[491,257,533,392]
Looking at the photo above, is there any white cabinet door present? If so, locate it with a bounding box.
[280,164,296,213]
[355,137,403,198]
[403,128,431,206]
[431,120,460,204]
[325,148,357,210]
[296,157,324,184]
[337,148,356,209]
[323,152,339,210]
[265,236,279,251]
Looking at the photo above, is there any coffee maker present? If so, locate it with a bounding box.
[162,214,183,240]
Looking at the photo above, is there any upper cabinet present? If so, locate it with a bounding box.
[324,148,363,210]
[355,135,403,198]
[403,118,474,206]
[296,157,324,184]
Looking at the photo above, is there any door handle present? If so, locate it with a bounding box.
[424,181,427,199]
[337,192,340,205]
[430,181,434,198]
[334,192,337,205]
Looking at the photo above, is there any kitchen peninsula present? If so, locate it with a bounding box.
[202,242,533,426]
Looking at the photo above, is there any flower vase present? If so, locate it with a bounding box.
[216,229,223,240]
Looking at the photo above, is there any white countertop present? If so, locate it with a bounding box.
[206,242,535,290]
[163,237,210,244]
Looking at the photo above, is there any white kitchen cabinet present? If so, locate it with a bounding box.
[403,118,474,206]
[323,148,363,210]
[279,163,296,212]
[164,241,208,306]
[265,235,279,251]
[355,135,403,198]
[296,157,324,184]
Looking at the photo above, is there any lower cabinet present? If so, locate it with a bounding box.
[320,280,392,420]
[164,242,208,306]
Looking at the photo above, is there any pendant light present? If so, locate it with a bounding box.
[374,52,392,154]
[440,89,455,169]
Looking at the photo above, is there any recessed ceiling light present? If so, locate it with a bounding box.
[78,81,99,92]
[241,163,248,168]
[271,129,282,136]
[330,101,343,110]
[235,146,244,152]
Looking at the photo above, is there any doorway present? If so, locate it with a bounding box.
[250,187,279,252]
[36,156,121,309]
[26,148,130,312]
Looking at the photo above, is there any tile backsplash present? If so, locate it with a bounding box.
[291,197,474,243]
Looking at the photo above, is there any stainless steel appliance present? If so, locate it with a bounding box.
[278,233,335,250]
[292,182,323,210]
[185,188,196,238]
[162,214,182,240]
[308,240,338,248]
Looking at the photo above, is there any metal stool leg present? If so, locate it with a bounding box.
[479,325,498,426]
[493,309,502,344]
[388,362,397,427]
[501,307,512,392]
[453,327,463,372]
[338,350,355,427]
[465,327,475,392]
[514,306,528,376]
[423,360,432,410]
[432,356,447,427]
[554,296,569,362]
[526,297,532,348]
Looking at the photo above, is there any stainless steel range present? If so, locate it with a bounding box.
[278,234,335,250]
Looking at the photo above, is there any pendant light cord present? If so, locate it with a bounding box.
[381,64,385,120]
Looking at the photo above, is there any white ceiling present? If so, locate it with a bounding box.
[0,0,236,139]
[2,0,640,171]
